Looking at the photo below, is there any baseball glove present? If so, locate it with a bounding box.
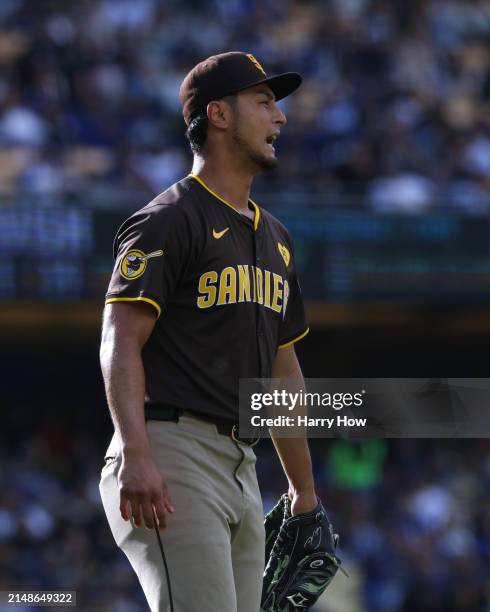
[261,494,345,611]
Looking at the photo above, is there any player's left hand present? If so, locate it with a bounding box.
[288,488,317,516]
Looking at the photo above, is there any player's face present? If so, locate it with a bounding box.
[231,84,287,171]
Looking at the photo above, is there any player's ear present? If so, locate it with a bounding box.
[207,100,233,129]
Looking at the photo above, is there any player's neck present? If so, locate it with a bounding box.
[191,156,254,217]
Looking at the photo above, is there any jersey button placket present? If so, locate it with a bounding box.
[253,226,268,379]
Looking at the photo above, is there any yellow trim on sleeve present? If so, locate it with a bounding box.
[190,174,260,231]
[105,296,161,318]
[278,327,309,349]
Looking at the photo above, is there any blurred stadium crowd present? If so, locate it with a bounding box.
[0,0,489,212]
[0,430,488,611]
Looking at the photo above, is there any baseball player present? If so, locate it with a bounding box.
[99,52,318,612]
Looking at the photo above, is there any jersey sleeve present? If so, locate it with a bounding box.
[278,236,309,349]
[105,205,191,318]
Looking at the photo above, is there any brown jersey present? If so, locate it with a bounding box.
[105,175,308,423]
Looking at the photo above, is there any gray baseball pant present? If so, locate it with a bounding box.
[99,414,265,611]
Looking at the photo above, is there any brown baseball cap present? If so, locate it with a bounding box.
[179,51,302,125]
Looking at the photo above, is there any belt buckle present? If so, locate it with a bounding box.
[231,425,260,447]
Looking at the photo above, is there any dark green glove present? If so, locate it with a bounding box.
[264,494,289,564]
[262,494,345,611]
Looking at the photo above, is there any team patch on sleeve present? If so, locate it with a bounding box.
[120,249,163,280]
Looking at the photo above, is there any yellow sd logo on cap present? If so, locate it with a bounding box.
[246,54,266,76]
[120,249,163,280]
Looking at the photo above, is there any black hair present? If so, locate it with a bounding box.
[185,113,208,155]
[185,94,238,155]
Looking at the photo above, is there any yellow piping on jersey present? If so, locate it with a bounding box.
[248,199,260,231]
[105,296,161,318]
[190,174,260,231]
[278,327,309,349]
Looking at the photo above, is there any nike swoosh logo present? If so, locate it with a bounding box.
[213,227,230,239]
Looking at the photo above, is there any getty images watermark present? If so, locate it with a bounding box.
[250,389,366,429]
[238,379,490,438]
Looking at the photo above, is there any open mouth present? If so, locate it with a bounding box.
[265,133,279,153]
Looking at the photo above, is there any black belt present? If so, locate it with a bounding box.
[145,404,259,446]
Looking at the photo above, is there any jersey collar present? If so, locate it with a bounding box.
[189,174,260,231]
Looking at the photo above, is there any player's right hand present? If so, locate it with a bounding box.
[117,449,175,530]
